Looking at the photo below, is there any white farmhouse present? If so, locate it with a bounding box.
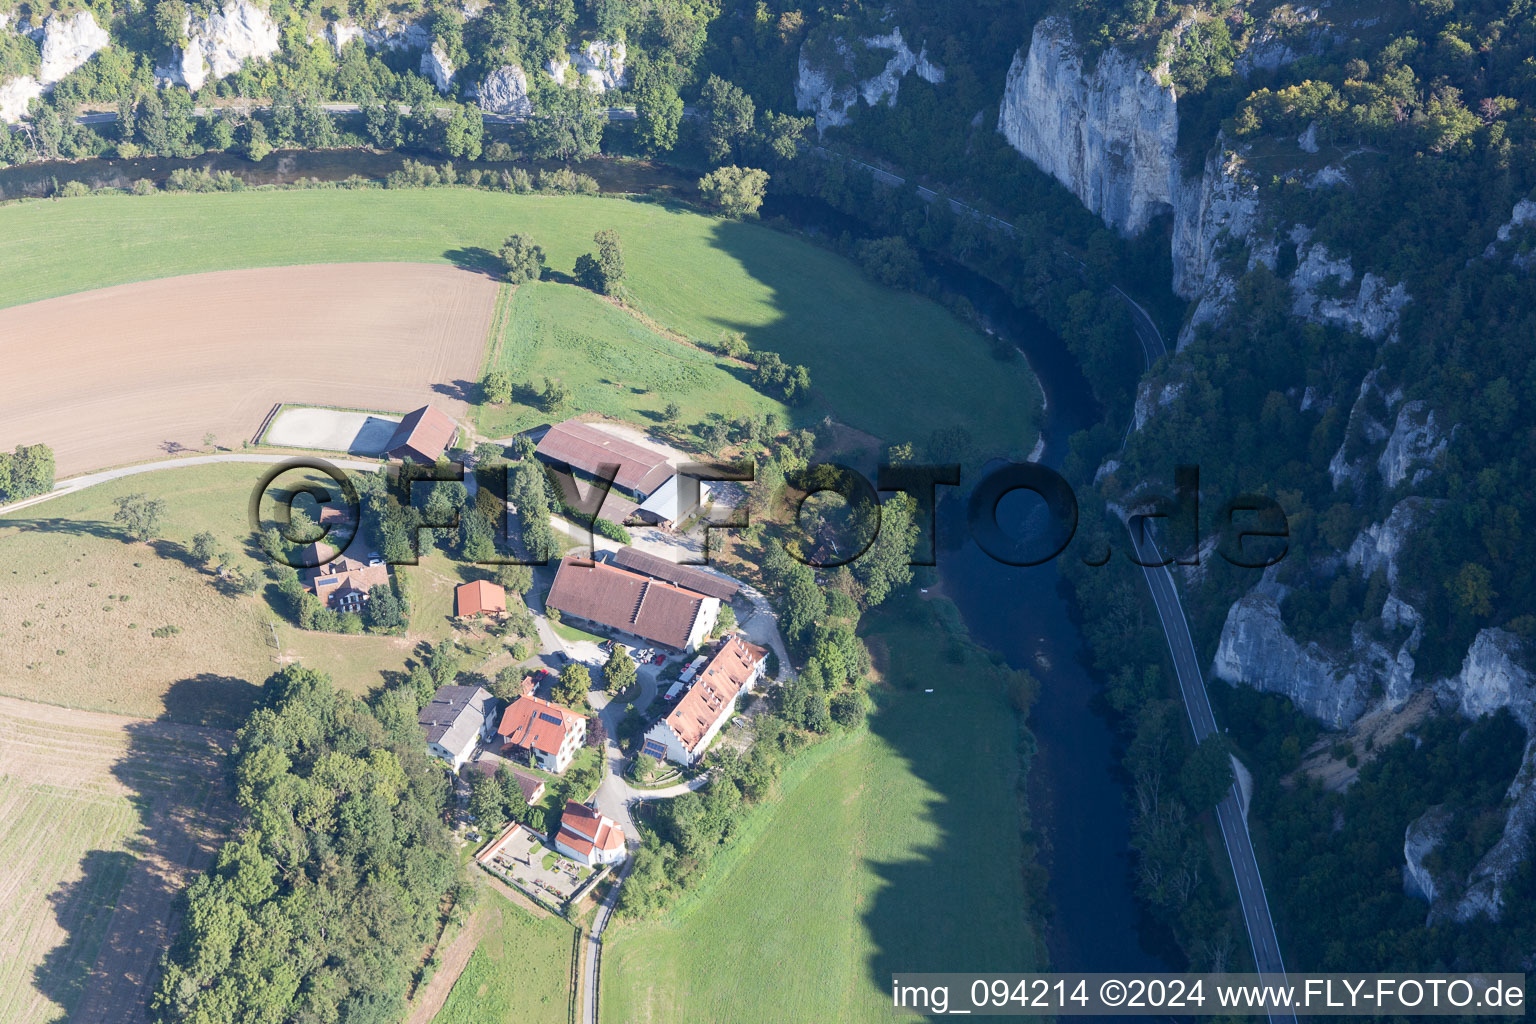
[418,684,497,772]
[642,636,768,766]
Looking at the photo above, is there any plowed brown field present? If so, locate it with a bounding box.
[0,263,498,476]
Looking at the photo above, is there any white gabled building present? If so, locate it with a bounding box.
[642,636,768,766]
[554,800,627,866]
[418,684,498,772]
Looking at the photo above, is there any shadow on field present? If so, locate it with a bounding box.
[32,711,234,1023]
[163,673,262,730]
[443,246,501,277]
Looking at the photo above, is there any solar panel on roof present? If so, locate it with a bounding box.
[537,712,564,725]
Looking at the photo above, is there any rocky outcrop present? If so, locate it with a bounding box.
[38,11,110,86]
[0,75,43,124]
[1,11,110,123]
[158,0,280,92]
[477,65,530,115]
[1452,738,1536,923]
[1234,5,1335,76]
[1132,379,1186,430]
[998,17,1176,237]
[1378,401,1449,488]
[1432,631,1536,923]
[1171,141,1261,306]
[1346,497,1440,588]
[796,26,943,134]
[545,40,626,91]
[1446,629,1535,730]
[1289,241,1410,340]
[328,15,429,54]
[1328,369,1395,489]
[1481,197,1536,269]
[1212,590,1376,728]
[420,41,455,94]
[1403,805,1452,903]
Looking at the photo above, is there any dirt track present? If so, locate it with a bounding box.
[0,263,498,477]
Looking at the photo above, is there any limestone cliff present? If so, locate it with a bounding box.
[997,17,1176,237]
[545,40,626,92]
[795,25,943,135]
[995,16,1411,349]
[476,65,531,115]
[157,0,280,92]
[38,11,110,86]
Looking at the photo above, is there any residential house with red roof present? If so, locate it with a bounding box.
[545,556,719,653]
[455,579,507,619]
[497,695,587,774]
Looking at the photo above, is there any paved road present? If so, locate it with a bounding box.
[580,852,633,1024]
[0,451,384,517]
[71,102,639,128]
[1115,301,1294,1022]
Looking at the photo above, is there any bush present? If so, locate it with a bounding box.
[130,178,157,195]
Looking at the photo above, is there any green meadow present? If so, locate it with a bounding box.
[0,189,1040,455]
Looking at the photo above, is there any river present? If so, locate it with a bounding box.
[1,146,1172,970]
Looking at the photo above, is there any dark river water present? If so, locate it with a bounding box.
[762,194,1175,972]
[1,147,1172,971]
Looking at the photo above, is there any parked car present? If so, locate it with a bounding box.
[653,653,666,665]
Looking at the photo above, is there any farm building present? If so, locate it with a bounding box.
[419,684,498,772]
[554,800,627,867]
[535,418,674,500]
[455,579,507,619]
[642,636,768,766]
[609,546,741,602]
[629,474,712,531]
[497,695,587,774]
[545,556,719,652]
[385,405,457,463]
[300,542,390,614]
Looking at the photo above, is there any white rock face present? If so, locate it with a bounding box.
[1431,630,1536,922]
[1403,805,1451,903]
[1377,401,1449,488]
[1290,242,1410,340]
[546,39,626,91]
[998,17,1177,237]
[38,11,110,86]
[328,16,429,53]
[477,65,530,115]
[0,75,44,124]
[1328,369,1395,489]
[1212,590,1378,728]
[795,27,943,135]
[159,0,281,92]
[1346,497,1440,587]
[1132,379,1186,430]
[420,41,455,93]
[1448,630,1535,730]
[1452,738,1536,923]
[1234,5,1333,76]
[1171,142,1260,301]
[1482,197,1536,267]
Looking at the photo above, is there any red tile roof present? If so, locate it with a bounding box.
[610,547,741,601]
[665,636,767,755]
[385,405,456,463]
[497,696,583,756]
[456,579,507,617]
[545,557,709,650]
[536,419,674,495]
[301,544,390,609]
[557,800,625,856]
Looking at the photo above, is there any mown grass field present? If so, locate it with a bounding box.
[0,697,230,1024]
[478,281,784,438]
[0,462,498,724]
[0,189,1040,456]
[431,898,576,1024]
[600,595,1044,1022]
